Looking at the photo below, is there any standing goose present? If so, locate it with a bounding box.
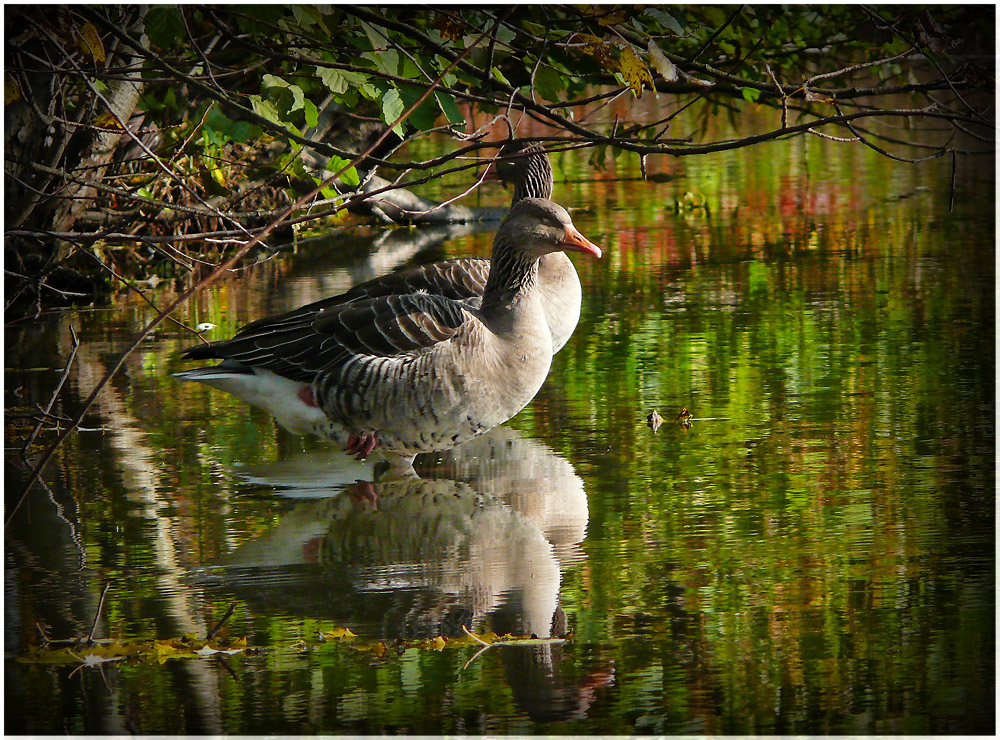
[176,198,601,463]
[488,141,583,354]
[252,141,581,354]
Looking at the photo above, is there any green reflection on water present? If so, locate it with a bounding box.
[5,113,994,734]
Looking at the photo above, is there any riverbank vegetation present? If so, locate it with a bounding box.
[5,5,992,316]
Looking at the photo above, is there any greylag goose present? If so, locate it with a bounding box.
[261,141,581,353]
[176,198,601,462]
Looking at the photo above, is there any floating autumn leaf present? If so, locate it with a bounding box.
[318,627,357,642]
[619,45,654,97]
[419,635,447,651]
[153,640,183,662]
[195,644,244,657]
[18,636,252,667]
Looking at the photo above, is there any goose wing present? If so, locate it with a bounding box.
[229,258,489,338]
[182,292,472,382]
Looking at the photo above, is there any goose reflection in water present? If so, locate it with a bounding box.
[201,425,611,723]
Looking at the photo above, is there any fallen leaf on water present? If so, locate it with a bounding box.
[318,627,357,642]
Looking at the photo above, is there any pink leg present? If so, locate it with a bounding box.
[345,480,379,509]
[344,432,379,460]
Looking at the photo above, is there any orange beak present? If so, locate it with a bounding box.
[560,225,603,258]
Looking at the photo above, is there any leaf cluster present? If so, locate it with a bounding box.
[3,4,992,308]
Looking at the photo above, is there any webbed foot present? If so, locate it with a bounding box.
[344,432,379,459]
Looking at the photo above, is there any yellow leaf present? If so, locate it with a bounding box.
[430,635,446,651]
[371,640,387,659]
[5,74,21,105]
[210,166,226,187]
[95,112,124,130]
[153,640,182,662]
[619,45,653,97]
[319,627,356,641]
[575,32,618,70]
[76,21,106,63]
[89,641,137,658]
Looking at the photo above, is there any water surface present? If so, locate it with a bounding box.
[5,102,994,734]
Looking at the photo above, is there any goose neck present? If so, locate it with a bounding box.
[481,238,540,311]
[512,156,554,204]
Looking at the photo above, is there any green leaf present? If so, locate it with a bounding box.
[249,94,291,131]
[290,5,323,28]
[702,7,729,28]
[521,20,547,37]
[302,98,318,128]
[262,74,305,113]
[162,86,177,111]
[316,67,369,95]
[363,49,400,77]
[534,65,566,101]
[398,84,438,131]
[328,155,360,187]
[381,87,405,136]
[741,86,761,103]
[643,8,684,36]
[435,91,465,126]
[144,7,186,49]
[491,66,512,87]
[204,107,260,144]
[360,20,388,51]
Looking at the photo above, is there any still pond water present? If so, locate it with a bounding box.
[5,105,995,734]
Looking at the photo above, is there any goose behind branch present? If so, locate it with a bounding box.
[176,198,601,463]
[277,141,580,354]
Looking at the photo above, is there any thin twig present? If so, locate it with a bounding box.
[23,325,80,459]
[765,63,787,130]
[205,602,238,641]
[87,582,111,645]
[949,150,957,213]
[833,101,948,164]
[804,48,918,87]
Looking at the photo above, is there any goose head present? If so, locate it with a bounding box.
[497,198,602,261]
